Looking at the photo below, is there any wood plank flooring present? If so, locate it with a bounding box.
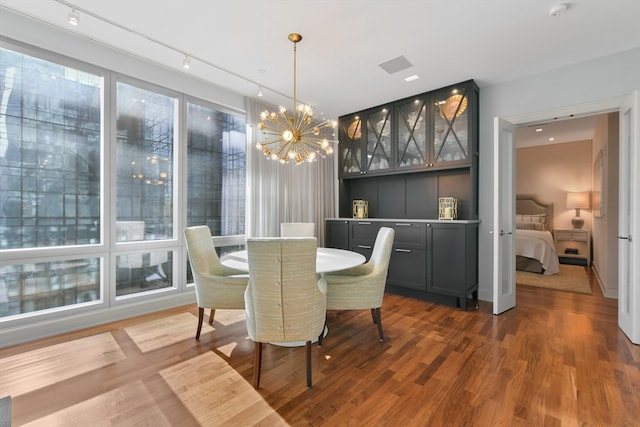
[1,267,639,426]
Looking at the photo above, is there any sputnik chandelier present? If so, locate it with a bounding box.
[257,33,336,165]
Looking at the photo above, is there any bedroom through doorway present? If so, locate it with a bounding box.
[514,112,617,299]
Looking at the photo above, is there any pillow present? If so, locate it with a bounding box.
[515,214,546,230]
[516,222,545,231]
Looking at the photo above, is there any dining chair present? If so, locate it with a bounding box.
[323,226,395,341]
[280,222,315,237]
[184,225,249,340]
[244,237,326,388]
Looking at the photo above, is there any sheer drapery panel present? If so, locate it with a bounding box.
[245,97,336,245]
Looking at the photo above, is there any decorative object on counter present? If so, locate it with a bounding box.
[353,199,368,218]
[439,197,458,220]
[566,191,590,229]
[256,33,336,165]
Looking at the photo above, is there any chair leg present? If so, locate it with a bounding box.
[372,307,384,341]
[306,341,312,388]
[196,307,205,340]
[318,322,326,347]
[209,309,216,324]
[253,342,263,388]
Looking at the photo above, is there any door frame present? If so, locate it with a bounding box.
[494,95,626,312]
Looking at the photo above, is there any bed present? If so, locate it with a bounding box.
[515,195,560,275]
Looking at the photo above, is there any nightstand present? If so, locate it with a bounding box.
[554,228,590,266]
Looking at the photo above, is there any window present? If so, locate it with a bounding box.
[186,101,245,235]
[114,82,177,296]
[0,43,246,321]
[0,47,102,250]
[185,101,246,281]
[1,46,103,317]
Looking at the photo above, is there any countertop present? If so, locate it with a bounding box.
[328,218,480,224]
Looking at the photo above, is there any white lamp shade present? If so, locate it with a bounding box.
[566,191,590,209]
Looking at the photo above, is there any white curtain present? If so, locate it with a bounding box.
[245,97,337,245]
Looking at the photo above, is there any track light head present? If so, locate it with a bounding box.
[182,56,191,69]
[549,3,568,17]
[68,8,79,26]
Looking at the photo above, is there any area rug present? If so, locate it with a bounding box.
[516,264,591,294]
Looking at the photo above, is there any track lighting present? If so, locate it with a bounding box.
[182,55,191,69]
[258,86,264,97]
[68,8,79,26]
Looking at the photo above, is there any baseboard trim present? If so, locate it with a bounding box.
[0,293,195,347]
[592,264,618,299]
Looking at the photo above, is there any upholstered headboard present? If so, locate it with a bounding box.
[516,194,554,232]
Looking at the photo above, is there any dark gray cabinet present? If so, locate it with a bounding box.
[326,219,478,309]
[338,80,478,178]
[325,219,349,249]
[427,222,478,310]
[338,105,394,177]
[337,80,479,221]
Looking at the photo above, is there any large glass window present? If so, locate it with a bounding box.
[186,101,245,235]
[0,47,103,318]
[114,82,177,296]
[0,42,246,321]
[116,82,175,241]
[0,47,102,250]
[185,102,246,281]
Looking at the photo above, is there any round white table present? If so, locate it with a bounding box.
[220,246,365,347]
[220,247,365,273]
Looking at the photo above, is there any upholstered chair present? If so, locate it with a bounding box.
[244,237,326,388]
[184,225,248,340]
[280,222,316,237]
[323,227,395,341]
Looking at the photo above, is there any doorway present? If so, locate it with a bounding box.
[514,113,616,296]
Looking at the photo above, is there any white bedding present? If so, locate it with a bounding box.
[515,229,560,275]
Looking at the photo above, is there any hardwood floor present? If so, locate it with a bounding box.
[1,268,639,426]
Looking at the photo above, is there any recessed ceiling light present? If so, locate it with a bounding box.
[549,137,555,141]
[404,75,419,82]
[535,128,543,132]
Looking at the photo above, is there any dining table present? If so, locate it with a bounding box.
[220,246,366,274]
[220,246,366,347]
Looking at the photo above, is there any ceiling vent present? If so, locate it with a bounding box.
[378,55,413,74]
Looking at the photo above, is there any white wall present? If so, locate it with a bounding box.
[478,47,640,302]
[516,140,593,230]
[592,113,620,298]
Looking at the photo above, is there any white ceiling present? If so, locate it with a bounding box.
[2,0,639,145]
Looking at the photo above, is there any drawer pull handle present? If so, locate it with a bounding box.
[358,222,372,225]
[395,248,411,253]
[357,245,372,249]
[395,223,412,226]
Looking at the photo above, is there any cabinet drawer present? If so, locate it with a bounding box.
[387,248,426,291]
[555,230,588,241]
[350,221,381,243]
[385,221,426,247]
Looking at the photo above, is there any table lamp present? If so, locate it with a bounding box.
[566,191,590,229]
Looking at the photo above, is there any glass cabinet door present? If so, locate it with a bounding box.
[364,107,392,174]
[396,97,428,169]
[433,85,470,166]
[338,114,363,176]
